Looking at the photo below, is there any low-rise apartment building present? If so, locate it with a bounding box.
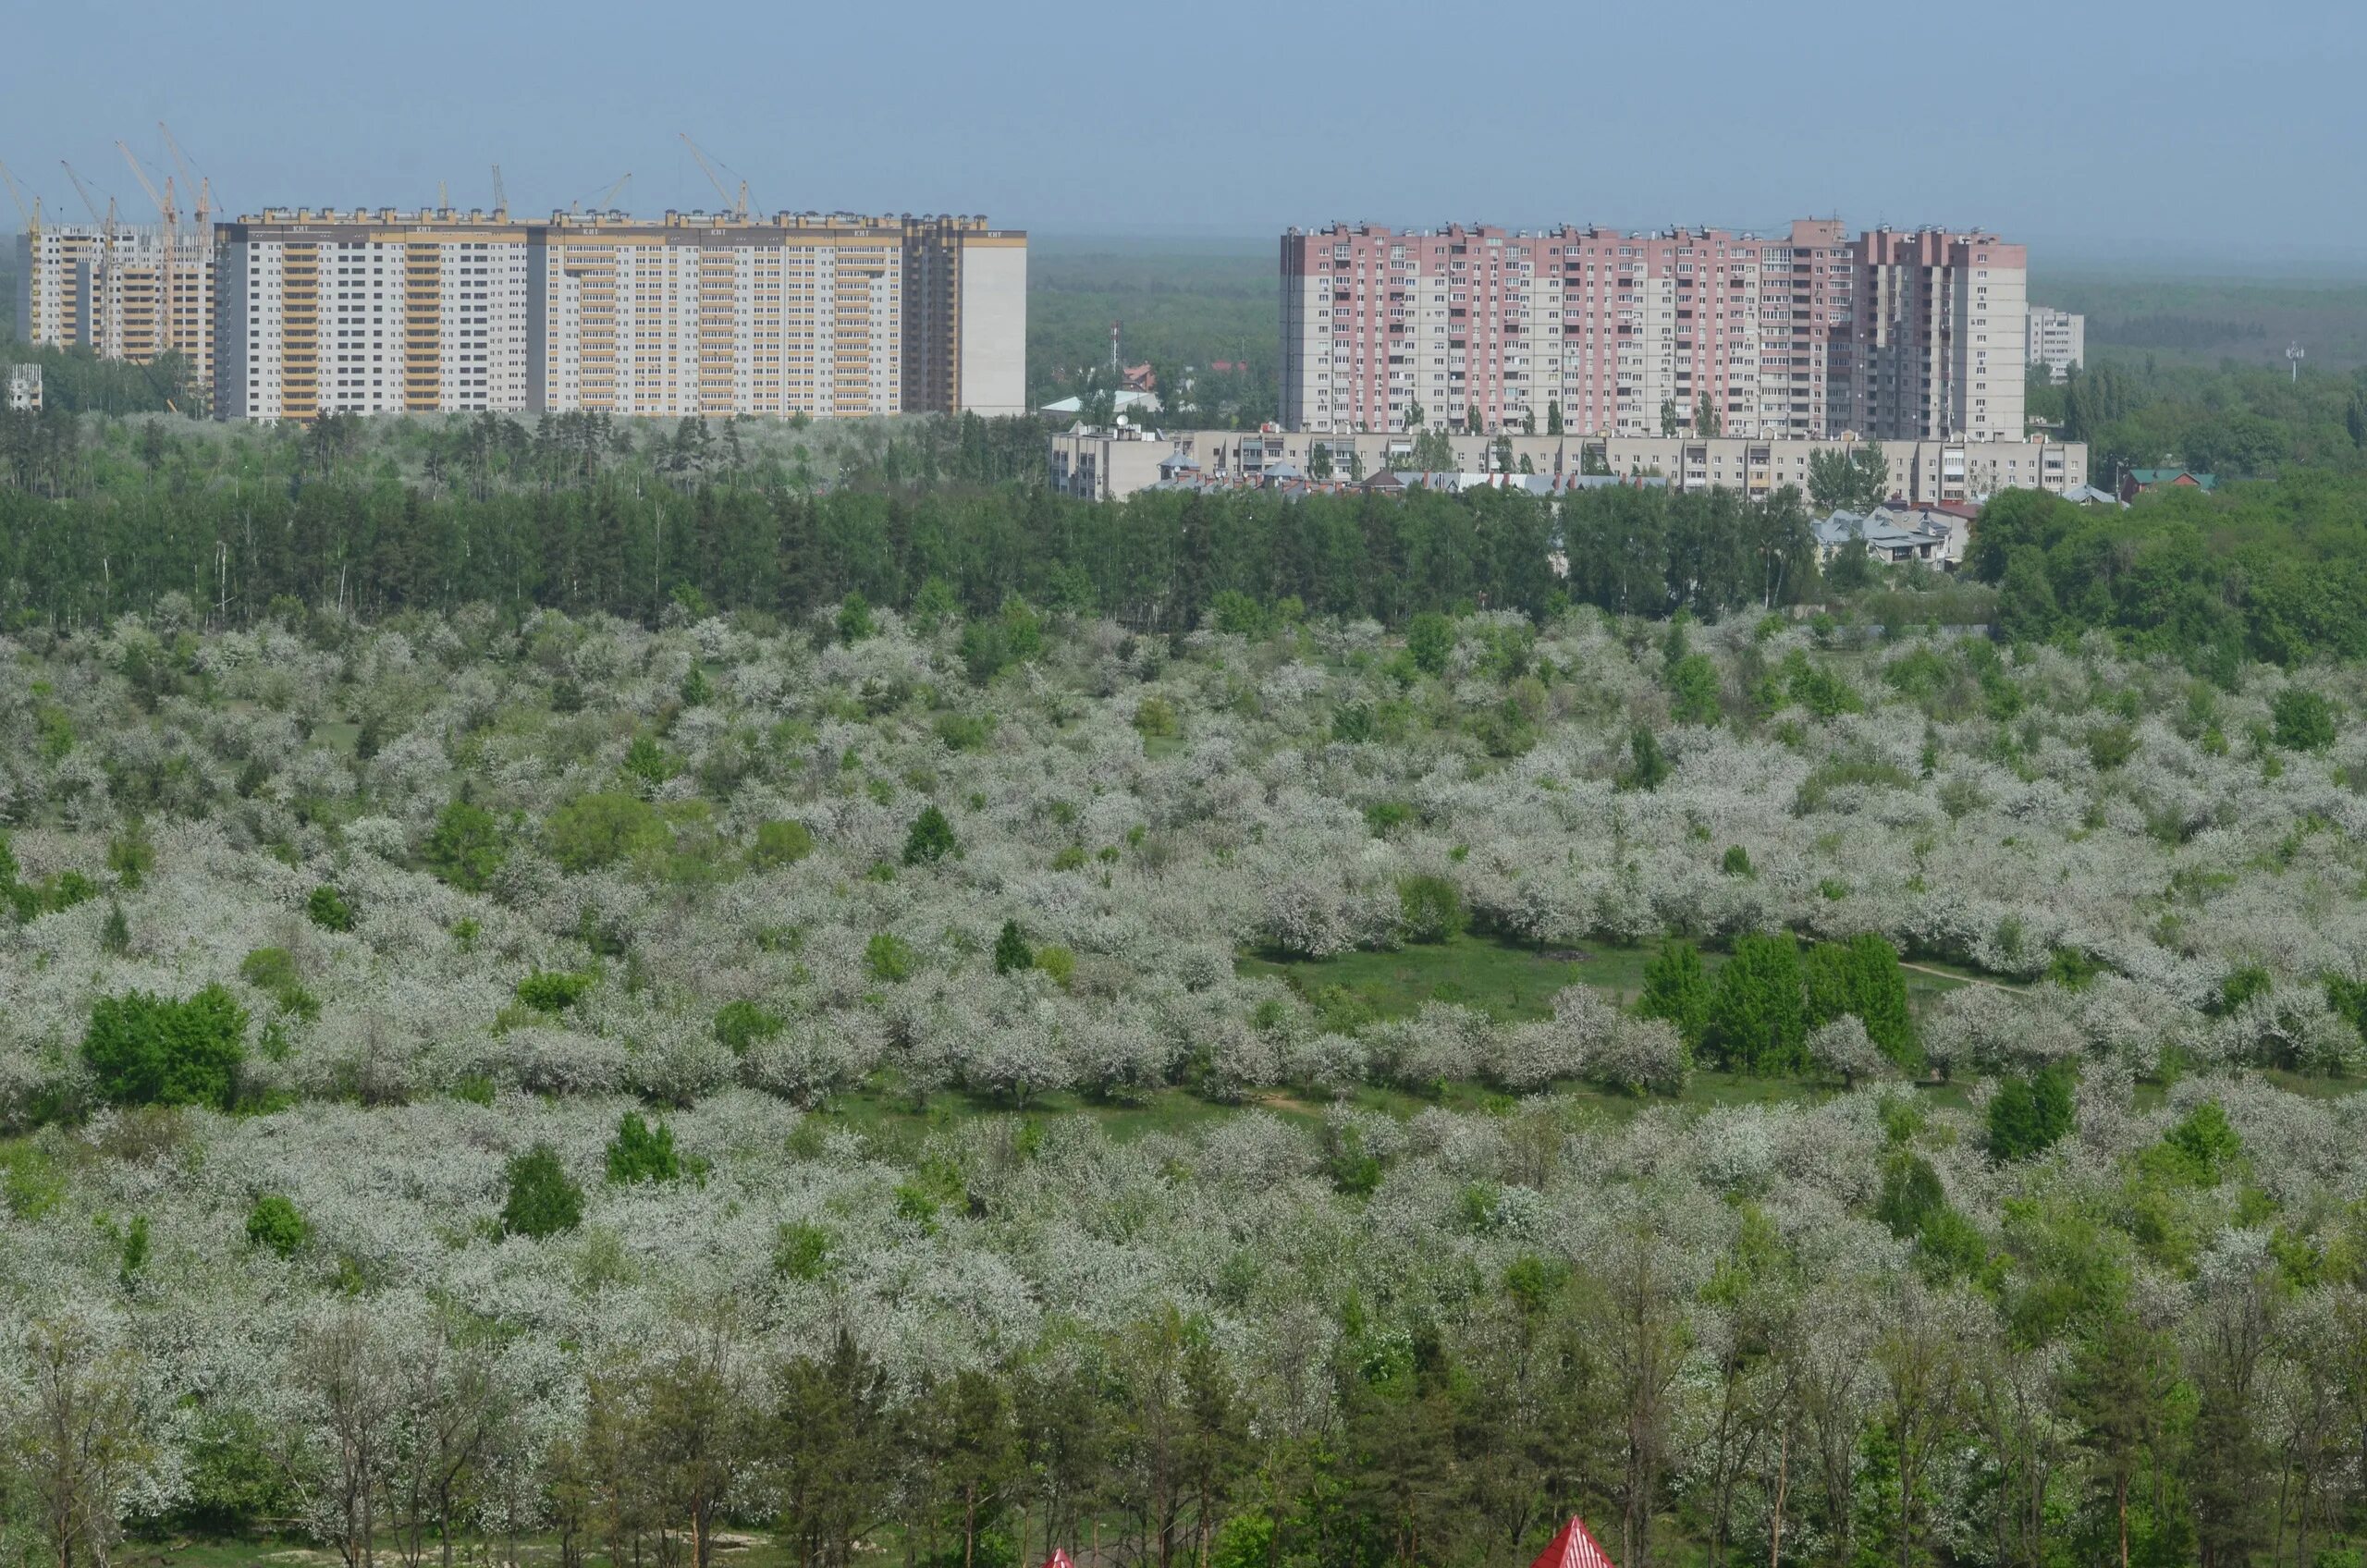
[1050,426,2084,507]
[2028,307,2085,383]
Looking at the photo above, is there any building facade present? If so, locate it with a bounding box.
[214,208,1025,423]
[4,363,41,412]
[2028,306,2085,383]
[13,223,215,392]
[1282,220,2027,446]
[1050,425,2085,507]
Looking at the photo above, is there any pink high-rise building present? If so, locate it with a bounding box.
[1281,219,2026,443]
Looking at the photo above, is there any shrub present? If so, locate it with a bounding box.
[1668,653,1722,724]
[423,800,507,890]
[865,933,917,983]
[1133,697,1181,740]
[547,791,668,872]
[1396,876,1466,944]
[1721,845,1754,878]
[750,818,815,869]
[2272,687,2336,753]
[83,985,250,1110]
[605,1111,681,1185]
[902,805,959,865]
[774,1219,836,1280]
[936,711,994,752]
[620,732,682,791]
[500,1145,583,1238]
[1618,727,1671,792]
[516,969,595,1013]
[245,1194,309,1258]
[837,591,875,644]
[1034,945,1076,987]
[714,999,786,1055]
[107,819,156,889]
[306,885,355,933]
[993,920,1035,975]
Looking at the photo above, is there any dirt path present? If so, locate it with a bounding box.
[1899,960,2021,992]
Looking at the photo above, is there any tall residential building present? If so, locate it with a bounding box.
[214,207,1025,423]
[1844,228,2026,443]
[2028,306,2084,383]
[215,209,533,422]
[526,212,1024,420]
[13,222,215,391]
[1282,219,2027,444]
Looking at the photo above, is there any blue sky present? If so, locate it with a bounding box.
[6,0,2364,269]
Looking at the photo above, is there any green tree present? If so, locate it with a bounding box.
[1638,941,1712,1052]
[547,792,668,872]
[1708,933,1805,1072]
[82,985,250,1109]
[1546,399,1564,435]
[1404,611,1455,676]
[1806,443,1888,512]
[1667,652,1720,724]
[1986,1063,2077,1161]
[902,805,959,865]
[1660,398,1679,437]
[992,920,1034,975]
[423,800,507,891]
[501,1145,583,1238]
[1396,875,1466,944]
[1802,933,1916,1066]
[837,591,875,644]
[1619,726,1671,791]
[751,819,816,868]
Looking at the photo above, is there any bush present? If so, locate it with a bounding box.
[516,969,595,1013]
[306,885,355,932]
[774,1219,836,1280]
[423,800,507,890]
[245,1194,309,1258]
[500,1145,583,1238]
[2272,687,2336,752]
[83,984,250,1110]
[1396,876,1466,944]
[547,791,668,872]
[902,805,959,866]
[993,920,1035,975]
[1133,697,1181,740]
[865,932,918,982]
[714,999,786,1055]
[605,1111,681,1185]
[1404,612,1455,676]
[750,818,815,869]
[1034,945,1076,987]
[1721,845,1754,878]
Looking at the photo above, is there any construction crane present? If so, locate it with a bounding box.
[117,141,178,364]
[0,156,37,233]
[677,133,748,219]
[157,121,212,235]
[572,170,631,214]
[60,161,119,357]
[490,163,507,218]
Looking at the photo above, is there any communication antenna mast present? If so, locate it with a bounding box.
[2287,341,2305,384]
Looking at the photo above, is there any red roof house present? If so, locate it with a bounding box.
[1531,1516,1617,1568]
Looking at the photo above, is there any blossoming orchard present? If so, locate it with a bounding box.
[6,573,2367,1568]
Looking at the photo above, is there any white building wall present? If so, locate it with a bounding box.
[956,239,1026,416]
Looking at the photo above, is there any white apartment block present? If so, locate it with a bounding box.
[4,364,41,412]
[2028,307,2084,383]
[215,211,532,422]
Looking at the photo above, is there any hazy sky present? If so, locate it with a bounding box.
[6,0,2364,269]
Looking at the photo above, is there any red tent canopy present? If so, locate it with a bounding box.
[1530,1516,1617,1568]
[1042,1552,1077,1568]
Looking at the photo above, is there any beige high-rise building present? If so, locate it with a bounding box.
[213,207,1025,423]
[14,222,215,394]
[2028,306,2084,383]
